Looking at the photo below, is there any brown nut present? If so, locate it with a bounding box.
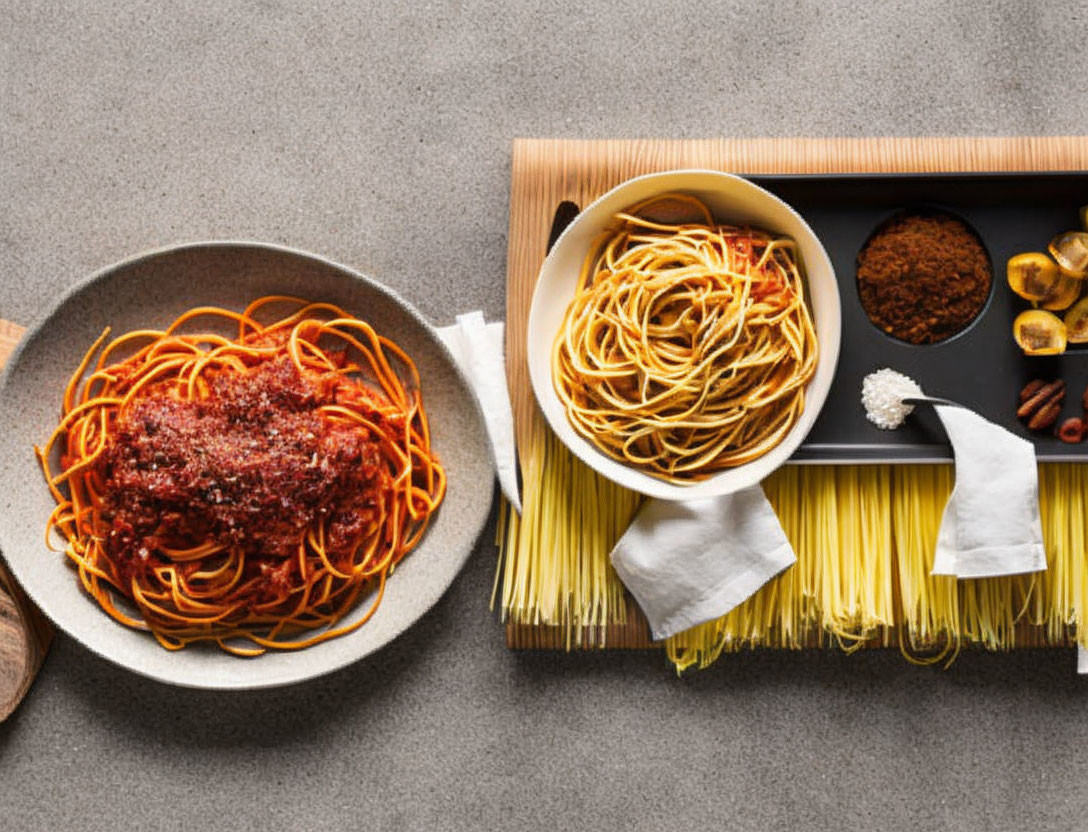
[1018,379,1066,432]
[1017,379,1065,425]
[1020,379,1046,403]
[1028,398,1064,431]
[1059,417,1085,444]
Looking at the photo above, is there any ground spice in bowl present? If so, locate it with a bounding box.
[856,212,992,344]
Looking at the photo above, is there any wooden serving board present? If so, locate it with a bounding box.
[503,136,1088,650]
[0,319,52,721]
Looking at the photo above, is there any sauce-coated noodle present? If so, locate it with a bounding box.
[36,297,445,655]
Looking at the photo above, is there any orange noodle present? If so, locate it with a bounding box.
[36,296,445,655]
[552,193,818,482]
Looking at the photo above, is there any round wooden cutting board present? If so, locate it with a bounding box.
[0,319,52,722]
[0,562,51,721]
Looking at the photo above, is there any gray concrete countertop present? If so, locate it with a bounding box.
[3,2,1087,830]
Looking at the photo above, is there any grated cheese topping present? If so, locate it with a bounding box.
[861,368,923,430]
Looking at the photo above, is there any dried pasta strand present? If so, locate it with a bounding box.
[494,420,639,646]
[496,442,1088,667]
[893,464,960,665]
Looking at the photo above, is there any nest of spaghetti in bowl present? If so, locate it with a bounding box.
[528,171,841,500]
[0,243,492,689]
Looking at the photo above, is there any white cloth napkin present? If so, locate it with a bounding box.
[609,486,796,640]
[436,312,521,513]
[929,404,1046,579]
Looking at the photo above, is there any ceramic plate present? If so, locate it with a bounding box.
[527,170,842,500]
[0,242,493,689]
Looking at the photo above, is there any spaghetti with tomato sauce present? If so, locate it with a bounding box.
[36,297,445,655]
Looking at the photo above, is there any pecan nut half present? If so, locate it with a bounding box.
[1017,379,1065,432]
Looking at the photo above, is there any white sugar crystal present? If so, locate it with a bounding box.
[861,368,923,430]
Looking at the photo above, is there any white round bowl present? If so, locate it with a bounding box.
[527,170,841,500]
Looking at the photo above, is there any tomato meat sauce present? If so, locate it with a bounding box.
[95,354,390,593]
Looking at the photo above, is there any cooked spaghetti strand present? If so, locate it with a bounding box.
[37,298,444,654]
[552,194,818,482]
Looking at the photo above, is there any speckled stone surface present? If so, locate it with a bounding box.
[3,1,1088,830]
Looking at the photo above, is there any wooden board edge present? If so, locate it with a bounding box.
[512,135,1088,175]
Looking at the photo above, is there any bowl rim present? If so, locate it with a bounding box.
[0,240,494,690]
[526,169,842,500]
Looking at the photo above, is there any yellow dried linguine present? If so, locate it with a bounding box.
[495,432,1088,671]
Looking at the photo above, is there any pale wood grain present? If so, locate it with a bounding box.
[504,136,1088,650]
[0,319,24,367]
[0,318,52,722]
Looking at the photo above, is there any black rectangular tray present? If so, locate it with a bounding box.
[746,171,1088,464]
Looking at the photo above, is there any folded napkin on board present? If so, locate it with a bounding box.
[862,369,1046,580]
[609,486,796,641]
[436,312,521,513]
[928,404,1046,579]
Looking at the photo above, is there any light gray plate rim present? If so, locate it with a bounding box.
[0,240,493,690]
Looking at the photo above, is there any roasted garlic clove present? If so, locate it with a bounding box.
[1048,232,1088,278]
[1013,309,1067,355]
[1007,252,1062,301]
[1064,297,1088,343]
[1041,272,1083,310]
